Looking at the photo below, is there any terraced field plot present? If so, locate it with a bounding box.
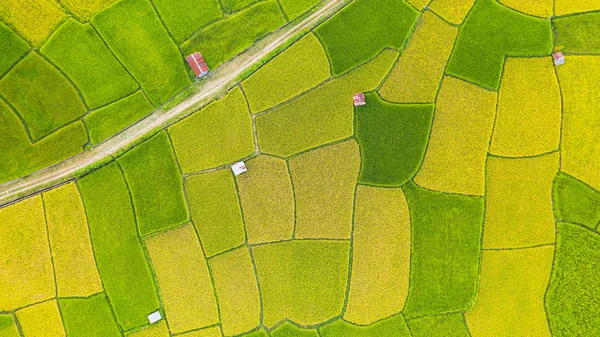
[1,0,600,336]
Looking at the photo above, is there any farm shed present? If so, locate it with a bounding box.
[353,92,366,106]
[186,52,210,78]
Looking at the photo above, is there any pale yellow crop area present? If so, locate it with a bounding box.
[489,57,561,157]
[498,0,553,17]
[557,56,600,191]
[414,76,497,196]
[555,0,600,15]
[429,0,476,24]
[483,153,558,249]
[126,321,169,337]
[379,11,458,103]
[44,182,103,297]
[145,224,218,333]
[236,155,294,244]
[208,247,260,336]
[406,0,430,10]
[178,326,222,337]
[0,0,65,46]
[289,140,360,239]
[344,186,411,325]
[60,0,118,21]
[0,195,55,311]
[16,300,65,337]
[466,246,554,337]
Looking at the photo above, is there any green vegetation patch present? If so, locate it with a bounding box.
[78,163,160,330]
[271,321,319,337]
[168,87,253,173]
[279,0,321,20]
[314,0,418,75]
[59,294,122,337]
[355,93,434,186]
[40,19,138,109]
[181,0,287,68]
[553,172,600,229]
[85,91,155,145]
[0,52,86,140]
[407,314,470,337]
[252,240,350,327]
[319,314,411,337]
[546,222,600,336]
[221,0,260,13]
[0,314,19,337]
[152,0,222,43]
[401,181,484,317]
[446,0,552,90]
[92,0,191,105]
[0,22,29,77]
[242,328,270,337]
[118,132,189,237]
[185,169,245,257]
[553,12,600,54]
[242,33,331,113]
[256,49,397,157]
[0,99,87,184]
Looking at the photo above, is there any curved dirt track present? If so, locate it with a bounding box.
[0,0,348,207]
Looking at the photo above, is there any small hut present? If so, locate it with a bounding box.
[186,52,210,78]
[553,51,565,66]
[353,92,366,106]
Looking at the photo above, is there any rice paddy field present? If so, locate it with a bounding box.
[1,0,600,336]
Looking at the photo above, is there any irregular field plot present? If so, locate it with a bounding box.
[151,0,222,43]
[78,163,159,330]
[252,240,350,327]
[289,140,360,239]
[185,169,246,257]
[0,22,29,77]
[407,314,470,337]
[221,0,260,13]
[279,0,322,20]
[44,182,103,297]
[271,322,319,337]
[0,52,86,140]
[0,195,54,311]
[319,314,411,337]
[553,172,600,229]
[168,87,253,173]
[414,76,496,196]
[145,224,218,333]
[85,91,155,145]
[498,0,552,18]
[181,0,287,67]
[314,0,417,75]
[60,0,118,21]
[236,155,294,244]
[428,0,475,24]
[379,11,458,103]
[59,294,121,337]
[242,33,330,113]
[345,186,410,325]
[555,0,600,16]
[178,326,222,337]
[0,0,65,46]
[126,321,169,337]
[256,49,397,157]
[402,181,484,318]
[465,246,554,337]
[118,132,189,237]
[0,314,19,337]
[553,11,600,54]
[91,0,191,105]
[40,19,139,109]
[16,300,65,337]
[355,93,434,187]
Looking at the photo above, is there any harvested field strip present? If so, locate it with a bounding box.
[271,321,319,336]
[0,195,55,311]
[252,240,350,327]
[40,19,139,109]
[556,56,600,191]
[0,314,20,337]
[0,52,86,140]
[465,246,554,337]
[289,140,360,239]
[319,314,411,337]
[178,326,223,336]
[279,0,322,20]
[85,91,155,145]
[60,0,119,21]
[151,0,222,43]
[414,77,497,196]
[428,0,475,24]
[44,182,103,297]
[181,0,287,68]
[168,87,254,173]
[314,0,418,75]
[118,132,189,237]
[498,0,552,18]
[235,155,295,244]
[407,313,470,337]
[242,33,330,113]
[402,181,484,318]
[78,162,160,330]
[379,10,458,103]
[16,299,66,337]
[256,49,397,157]
[0,22,29,78]
[0,0,65,46]
[553,11,600,53]
[208,247,261,336]
[0,99,87,184]
[546,222,600,336]
[344,186,410,325]
[91,0,191,105]
[145,224,218,333]
[59,294,121,337]
[126,320,169,336]
[555,0,600,16]
[185,169,246,257]
[553,172,600,229]
[355,93,434,187]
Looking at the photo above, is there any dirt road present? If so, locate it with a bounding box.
[0,0,348,207]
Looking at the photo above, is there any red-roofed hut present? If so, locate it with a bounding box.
[186,52,210,78]
[353,92,366,106]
